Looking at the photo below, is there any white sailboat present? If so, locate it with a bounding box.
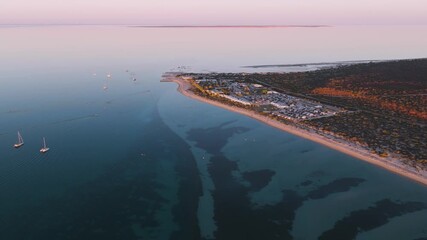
[13,131,24,148]
[40,137,50,153]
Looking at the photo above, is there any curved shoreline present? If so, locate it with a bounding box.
[167,76,427,186]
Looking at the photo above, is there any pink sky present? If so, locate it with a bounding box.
[1,0,427,25]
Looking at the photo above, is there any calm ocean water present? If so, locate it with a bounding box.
[1,25,427,239]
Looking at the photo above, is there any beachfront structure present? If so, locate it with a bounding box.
[220,95,252,106]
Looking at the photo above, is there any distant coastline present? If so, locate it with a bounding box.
[242,60,380,69]
[163,74,427,186]
[131,25,329,28]
[242,58,427,68]
[0,24,329,29]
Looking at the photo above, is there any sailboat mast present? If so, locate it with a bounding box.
[43,137,46,148]
[18,131,23,143]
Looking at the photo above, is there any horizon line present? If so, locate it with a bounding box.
[0,23,330,28]
[1,23,426,27]
[130,25,330,28]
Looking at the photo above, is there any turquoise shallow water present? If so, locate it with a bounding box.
[0,26,427,239]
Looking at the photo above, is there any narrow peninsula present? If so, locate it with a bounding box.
[162,58,427,185]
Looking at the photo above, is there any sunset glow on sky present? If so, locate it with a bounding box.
[1,0,426,25]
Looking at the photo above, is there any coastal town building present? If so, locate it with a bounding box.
[191,76,342,121]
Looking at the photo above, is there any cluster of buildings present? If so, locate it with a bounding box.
[192,77,342,121]
[266,91,338,120]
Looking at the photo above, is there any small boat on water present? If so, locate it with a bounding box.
[40,137,50,153]
[13,131,24,148]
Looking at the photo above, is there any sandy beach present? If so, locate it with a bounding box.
[165,75,427,186]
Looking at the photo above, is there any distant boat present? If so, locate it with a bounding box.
[129,72,137,81]
[40,137,50,153]
[13,131,24,148]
